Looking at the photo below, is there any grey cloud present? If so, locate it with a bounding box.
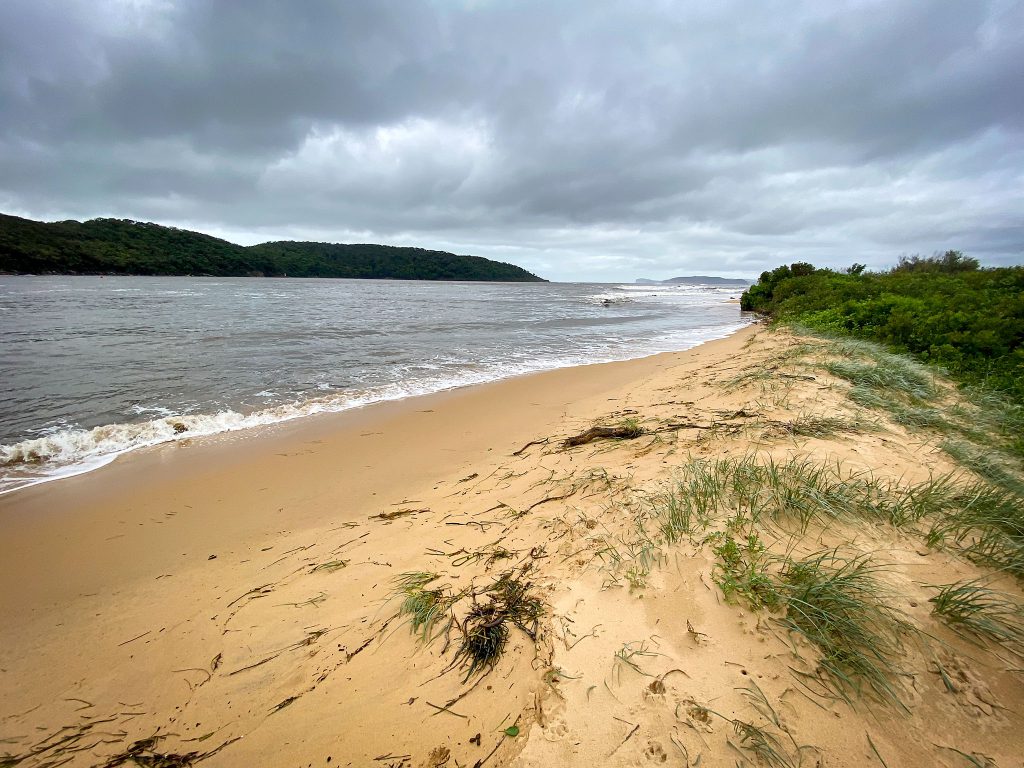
[1,0,1022,281]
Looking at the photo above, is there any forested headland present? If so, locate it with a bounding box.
[741,252,1024,406]
[0,213,546,282]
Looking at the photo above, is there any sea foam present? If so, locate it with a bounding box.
[0,318,750,494]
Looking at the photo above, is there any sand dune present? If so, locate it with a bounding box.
[2,325,1022,768]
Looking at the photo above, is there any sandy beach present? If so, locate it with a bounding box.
[3,325,1022,768]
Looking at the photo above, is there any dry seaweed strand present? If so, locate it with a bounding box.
[100,734,241,767]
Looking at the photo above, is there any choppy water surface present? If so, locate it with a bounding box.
[0,276,753,492]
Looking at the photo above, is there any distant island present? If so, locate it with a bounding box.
[636,276,751,285]
[0,213,546,282]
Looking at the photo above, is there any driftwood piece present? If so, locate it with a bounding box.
[562,425,643,448]
[512,438,549,456]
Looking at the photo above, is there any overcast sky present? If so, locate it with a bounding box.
[1,1,1022,281]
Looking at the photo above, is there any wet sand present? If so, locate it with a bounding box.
[1,345,680,614]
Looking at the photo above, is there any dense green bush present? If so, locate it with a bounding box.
[741,253,1024,403]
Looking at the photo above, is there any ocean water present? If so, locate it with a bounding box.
[0,276,753,493]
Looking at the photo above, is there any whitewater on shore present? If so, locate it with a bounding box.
[0,276,752,492]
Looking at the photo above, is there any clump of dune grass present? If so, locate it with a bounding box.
[779,550,912,707]
[750,457,852,529]
[783,414,877,438]
[698,682,811,768]
[655,484,707,544]
[612,640,660,682]
[882,474,962,527]
[801,328,1024,491]
[957,385,1024,459]
[849,385,951,430]
[723,367,779,391]
[925,481,1024,577]
[833,357,1024,567]
[730,718,800,768]
[792,324,1022,447]
[624,559,651,591]
[795,329,944,425]
[723,455,915,530]
[654,459,726,543]
[657,455,966,535]
[664,456,842,532]
[658,459,921,705]
[929,578,1024,657]
[818,335,938,400]
[825,357,936,401]
[773,341,819,362]
[394,571,457,641]
[835,349,1024,480]
[650,452,1022,702]
[594,515,663,591]
[940,440,1024,498]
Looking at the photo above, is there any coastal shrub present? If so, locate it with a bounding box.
[741,254,1024,406]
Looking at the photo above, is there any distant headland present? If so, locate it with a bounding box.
[635,275,751,286]
[0,213,546,282]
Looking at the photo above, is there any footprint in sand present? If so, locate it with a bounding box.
[678,700,714,733]
[643,740,668,763]
[420,745,450,767]
[935,651,1002,718]
[535,686,570,742]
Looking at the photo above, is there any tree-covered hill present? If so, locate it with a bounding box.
[740,252,1024,402]
[0,213,546,282]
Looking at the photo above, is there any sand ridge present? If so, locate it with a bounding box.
[2,325,1022,767]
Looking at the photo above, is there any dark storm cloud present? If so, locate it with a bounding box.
[1,0,1022,280]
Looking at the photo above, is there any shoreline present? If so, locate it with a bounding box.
[0,317,752,497]
[2,323,1022,768]
[0,329,752,614]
